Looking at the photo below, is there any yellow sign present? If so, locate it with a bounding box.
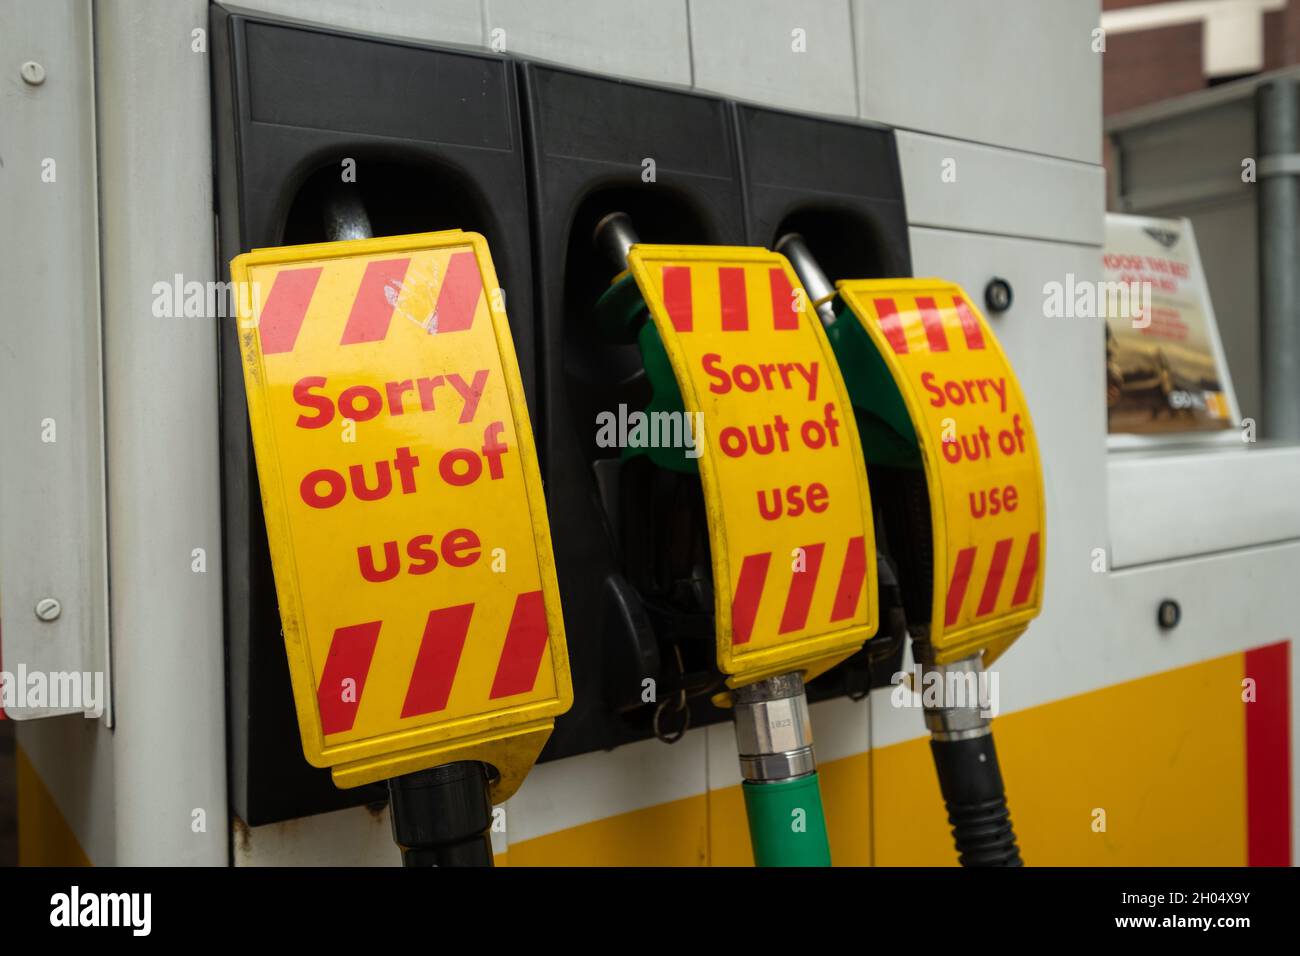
[626,245,877,686]
[231,230,571,798]
[837,278,1044,665]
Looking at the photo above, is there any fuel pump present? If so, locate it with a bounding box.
[591,213,879,865]
[778,234,1042,867]
[307,191,498,866]
[230,191,572,866]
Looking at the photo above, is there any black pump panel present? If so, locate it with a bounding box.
[736,104,912,282]
[208,12,917,821]
[736,104,914,699]
[519,63,747,762]
[211,7,534,825]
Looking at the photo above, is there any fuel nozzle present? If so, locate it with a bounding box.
[321,184,373,242]
[318,182,495,867]
[588,208,717,729]
[589,219,833,865]
[774,233,837,327]
[594,211,640,273]
[779,234,1024,867]
[590,212,656,346]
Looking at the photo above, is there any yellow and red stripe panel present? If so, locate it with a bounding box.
[730,536,870,646]
[231,230,570,799]
[498,641,1290,866]
[1245,640,1292,865]
[876,640,1292,866]
[314,592,549,737]
[625,245,877,686]
[837,278,1044,665]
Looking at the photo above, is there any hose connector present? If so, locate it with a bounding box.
[733,672,832,866]
[912,645,992,742]
[732,672,816,782]
[912,636,1022,866]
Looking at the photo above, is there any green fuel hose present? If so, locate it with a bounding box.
[742,773,833,867]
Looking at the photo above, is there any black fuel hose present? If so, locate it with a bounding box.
[929,733,1022,866]
[886,467,1023,867]
[387,761,495,867]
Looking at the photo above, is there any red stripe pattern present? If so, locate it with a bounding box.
[977,538,1013,616]
[659,264,804,333]
[400,604,474,718]
[731,553,771,645]
[1245,641,1292,866]
[489,590,550,699]
[431,251,483,334]
[952,295,986,350]
[663,266,694,332]
[1011,533,1040,606]
[256,250,484,356]
[873,298,908,354]
[944,535,1040,628]
[830,535,868,622]
[340,258,411,345]
[731,538,870,644]
[258,267,323,355]
[945,547,977,628]
[769,267,799,330]
[719,267,749,331]
[321,592,555,736]
[318,621,381,735]
[779,543,825,634]
[915,296,950,353]
[871,295,990,354]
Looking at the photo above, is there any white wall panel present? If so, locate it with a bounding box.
[854,0,1102,163]
[689,0,857,118]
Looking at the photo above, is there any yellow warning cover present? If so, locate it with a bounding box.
[627,245,877,686]
[838,278,1045,665]
[231,230,570,796]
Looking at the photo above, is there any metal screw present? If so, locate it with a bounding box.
[35,597,62,622]
[1157,599,1180,630]
[20,61,46,86]
[984,277,1013,314]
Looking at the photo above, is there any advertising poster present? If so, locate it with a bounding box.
[1103,214,1239,436]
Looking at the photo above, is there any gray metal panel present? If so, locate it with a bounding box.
[854,0,1102,164]
[229,0,484,46]
[897,132,1106,246]
[1113,96,1255,211]
[0,0,108,719]
[1109,446,1300,567]
[95,0,228,865]
[688,0,858,119]
[486,0,692,85]
[1106,65,1300,132]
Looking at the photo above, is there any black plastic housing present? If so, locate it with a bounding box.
[735,103,911,278]
[211,6,535,825]
[210,9,913,825]
[518,63,749,759]
[733,103,914,701]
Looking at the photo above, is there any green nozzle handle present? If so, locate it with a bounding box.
[742,773,832,867]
